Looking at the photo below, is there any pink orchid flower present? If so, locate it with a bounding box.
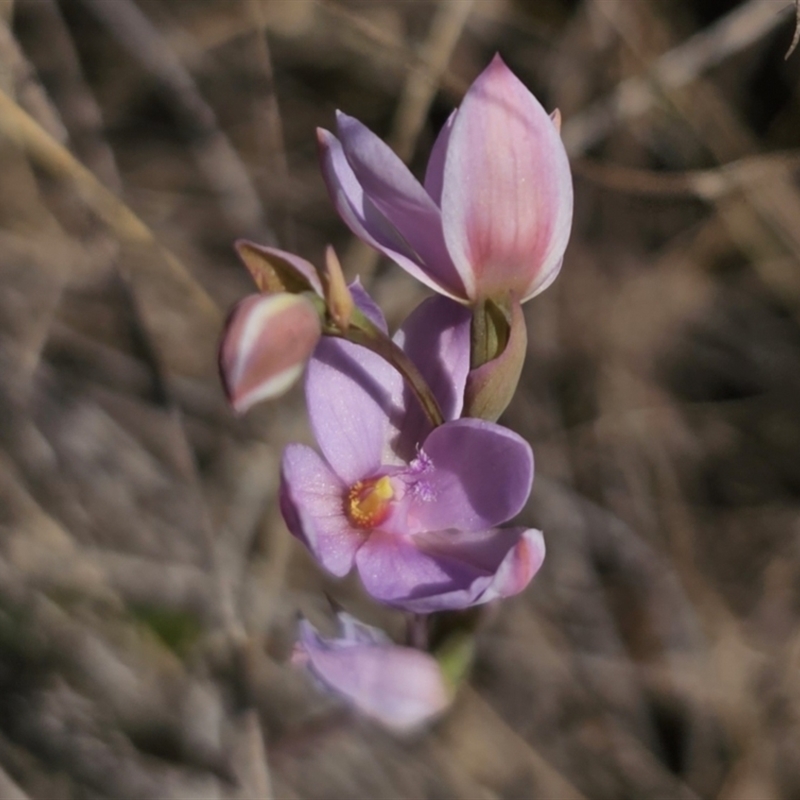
[280,287,545,613]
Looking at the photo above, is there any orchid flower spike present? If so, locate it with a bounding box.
[280,287,545,613]
[317,54,573,307]
[293,614,452,733]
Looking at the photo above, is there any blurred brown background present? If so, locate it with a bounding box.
[0,0,799,797]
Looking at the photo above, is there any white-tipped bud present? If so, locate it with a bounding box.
[219,293,321,413]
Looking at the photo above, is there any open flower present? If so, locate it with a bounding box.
[317,54,572,305]
[280,291,545,613]
[293,614,452,733]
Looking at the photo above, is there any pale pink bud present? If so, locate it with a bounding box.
[219,293,321,413]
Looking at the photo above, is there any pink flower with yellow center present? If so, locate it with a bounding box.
[280,288,545,613]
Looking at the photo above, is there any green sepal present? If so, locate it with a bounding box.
[235,240,318,295]
[464,298,527,421]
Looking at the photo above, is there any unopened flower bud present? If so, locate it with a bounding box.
[219,293,321,413]
[318,54,572,306]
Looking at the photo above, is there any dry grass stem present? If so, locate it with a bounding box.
[389,0,476,161]
[79,0,271,239]
[0,85,220,324]
[563,0,794,154]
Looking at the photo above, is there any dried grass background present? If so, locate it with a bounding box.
[0,0,799,797]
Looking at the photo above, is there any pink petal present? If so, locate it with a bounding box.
[296,617,451,732]
[279,445,364,577]
[392,296,471,460]
[404,419,533,534]
[441,54,573,302]
[355,530,466,610]
[306,337,404,484]
[219,293,321,413]
[318,123,466,301]
[355,526,542,613]
[477,527,546,603]
[336,113,466,298]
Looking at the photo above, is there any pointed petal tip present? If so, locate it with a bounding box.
[316,126,335,152]
[476,527,545,605]
[483,52,515,80]
[441,53,573,302]
[335,109,356,128]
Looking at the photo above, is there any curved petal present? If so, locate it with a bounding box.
[392,296,472,459]
[318,128,465,302]
[279,445,364,577]
[355,530,484,611]
[295,618,451,732]
[219,293,321,413]
[335,113,466,299]
[306,337,404,483]
[402,419,533,534]
[441,54,573,302]
[355,526,542,613]
[477,528,545,603]
[423,110,456,206]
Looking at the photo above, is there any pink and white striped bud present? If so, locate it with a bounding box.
[219,293,321,413]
